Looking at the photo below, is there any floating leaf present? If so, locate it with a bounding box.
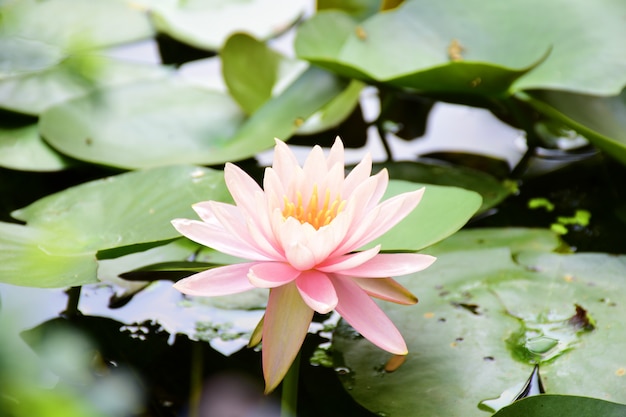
[518,89,626,166]
[493,395,626,417]
[0,122,70,171]
[0,53,170,115]
[12,165,231,255]
[0,0,153,50]
[296,0,626,95]
[147,0,307,50]
[0,222,97,288]
[368,180,482,251]
[334,228,626,417]
[40,68,346,168]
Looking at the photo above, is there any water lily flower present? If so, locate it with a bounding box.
[172,138,436,392]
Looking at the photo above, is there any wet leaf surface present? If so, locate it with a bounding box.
[334,228,626,417]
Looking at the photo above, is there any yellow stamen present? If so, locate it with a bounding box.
[282,184,345,229]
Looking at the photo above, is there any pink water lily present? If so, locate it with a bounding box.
[172,138,436,392]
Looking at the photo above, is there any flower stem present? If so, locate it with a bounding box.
[62,286,81,319]
[281,351,301,417]
[189,342,203,417]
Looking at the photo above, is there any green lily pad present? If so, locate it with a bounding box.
[147,0,307,50]
[296,0,626,96]
[12,165,231,256]
[0,222,97,288]
[0,0,153,50]
[493,395,626,417]
[0,122,70,171]
[317,0,382,21]
[222,32,363,135]
[221,33,287,115]
[40,67,346,168]
[368,180,482,251]
[334,228,626,417]
[518,89,626,166]
[39,78,245,168]
[0,53,170,115]
[376,161,511,213]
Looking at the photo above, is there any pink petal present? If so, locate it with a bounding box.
[338,253,436,277]
[303,145,328,178]
[343,152,372,194]
[295,270,338,314]
[223,163,263,216]
[248,262,301,288]
[317,245,381,273]
[272,139,300,181]
[352,277,417,305]
[263,282,314,393]
[208,201,283,260]
[325,137,345,170]
[339,187,425,253]
[278,218,318,270]
[171,218,270,261]
[332,276,408,354]
[173,263,258,296]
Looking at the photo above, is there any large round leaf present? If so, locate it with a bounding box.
[40,68,347,168]
[147,0,307,50]
[0,54,170,115]
[0,123,70,171]
[296,0,626,95]
[493,395,626,417]
[0,0,153,49]
[519,89,626,166]
[367,180,482,251]
[334,228,626,416]
[39,78,245,168]
[0,222,97,288]
[11,165,231,256]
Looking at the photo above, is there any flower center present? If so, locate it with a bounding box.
[282,184,345,229]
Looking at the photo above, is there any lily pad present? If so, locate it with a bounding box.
[147,0,307,50]
[0,222,97,288]
[296,0,626,96]
[0,122,70,171]
[334,228,626,417]
[493,395,626,417]
[40,67,347,168]
[368,180,482,251]
[0,0,153,50]
[0,53,170,115]
[518,89,626,166]
[11,165,231,256]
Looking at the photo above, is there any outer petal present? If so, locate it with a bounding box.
[337,188,425,254]
[171,218,270,261]
[317,245,381,273]
[173,263,258,296]
[303,144,328,178]
[332,276,408,355]
[343,152,372,195]
[295,270,338,314]
[325,137,345,170]
[208,200,283,259]
[352,277,417,305]
[263,282,314,393]
[272,139,300,181]
[248,262,301,288]
[338,253,436,278]
[223,162,263,217]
